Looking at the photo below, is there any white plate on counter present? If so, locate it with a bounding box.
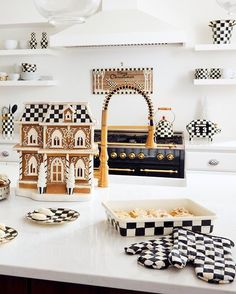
[26,208,80,225]
[0,226,18,244]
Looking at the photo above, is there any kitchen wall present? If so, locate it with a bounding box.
[0,0,235,139]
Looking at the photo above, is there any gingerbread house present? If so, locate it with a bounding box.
[14,102,97,201]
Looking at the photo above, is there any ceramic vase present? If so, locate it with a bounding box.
[29,32,37,49]
[40,32,48,49]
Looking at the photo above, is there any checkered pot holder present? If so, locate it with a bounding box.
[169,228,236,284]
[209,20,236,44]
[124,235,173,269]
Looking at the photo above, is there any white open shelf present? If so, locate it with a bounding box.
[0,49,58,56]
[194,79,236,85]
[194,44,236,51]
[0,80,58,87]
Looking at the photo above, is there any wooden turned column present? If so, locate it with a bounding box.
[98,110,109,187]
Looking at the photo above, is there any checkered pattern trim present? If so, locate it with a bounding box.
[27,208,80,224]
[21,104,49,122]
[210,20,236,44]
[0,226,18,244]
[2,113,14,139]
[186,119,221,141]
[155,120,173,138]
[169,228,236,284]
[107,212,214,237]
[20,104,93,124]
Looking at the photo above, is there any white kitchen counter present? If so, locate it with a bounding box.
[0,172,235,294]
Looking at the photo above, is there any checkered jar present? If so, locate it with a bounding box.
[209,20,236,44]
[2,113,14,139]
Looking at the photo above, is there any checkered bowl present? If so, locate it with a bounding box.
[209,19,236,44]
[21,63,37,73]
[102,199,216,237]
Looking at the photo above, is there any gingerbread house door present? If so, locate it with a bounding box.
[47,157,66,194]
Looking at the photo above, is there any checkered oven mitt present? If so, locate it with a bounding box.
[169,228,236,284]
[124,235,173,269]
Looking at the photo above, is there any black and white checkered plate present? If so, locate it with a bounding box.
[26,208,80,225]
[0,226,18,244]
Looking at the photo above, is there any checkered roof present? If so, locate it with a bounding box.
[20,103,93,124]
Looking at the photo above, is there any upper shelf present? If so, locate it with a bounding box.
[194,44,236,51]
[0,49,58,56]
[194,79,236,85]
[0,80,58,87]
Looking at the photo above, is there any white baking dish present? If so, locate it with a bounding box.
[102,198,216,237]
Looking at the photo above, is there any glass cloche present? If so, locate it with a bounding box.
[216,0,236,14]
[34,0,101,24]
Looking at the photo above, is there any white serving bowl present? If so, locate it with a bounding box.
[7,73,20,81]
[21,72,40,81]
[3,40,18,50]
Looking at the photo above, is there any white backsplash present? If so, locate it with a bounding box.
[0,0,235,140]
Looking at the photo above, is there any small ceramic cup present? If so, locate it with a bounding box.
[3,40,18,50]
[195,68,209,79]
[222,68,236,79]
[7,73,20,81]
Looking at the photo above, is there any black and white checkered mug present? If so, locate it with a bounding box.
[195,68,209,79]
[209,68,222,79]
[209,19,236,44]
[2,113,14,139]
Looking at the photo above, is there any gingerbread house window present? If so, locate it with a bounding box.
[28,156,37,176]
[75,130,85,147]
[64,108,73,122]
[28,128,38,145]
[52,130,62,148]
[51,158,64,182]
[75,159,85,179]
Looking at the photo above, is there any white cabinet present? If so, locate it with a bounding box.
[186,150,236,172]
[0,0,47,26]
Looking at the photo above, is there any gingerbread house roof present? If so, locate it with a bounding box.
[19,102,95,124]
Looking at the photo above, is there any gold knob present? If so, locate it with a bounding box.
[119,152,127,159]
[128,152,136,160]
[156,153,164,161]
[166,153,174,161]
[137,152,145,160]
[110,152,117,159]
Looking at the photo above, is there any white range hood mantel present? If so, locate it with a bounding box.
[50,0,187,47]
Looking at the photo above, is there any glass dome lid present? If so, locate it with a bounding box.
[34,0,101,25]
[216,0,236,15]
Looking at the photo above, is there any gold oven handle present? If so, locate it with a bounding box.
[140,169,178,174]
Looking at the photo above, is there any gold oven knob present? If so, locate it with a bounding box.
[110,152,117,159]
[119,152,127,159]
[166,153,175,161]
[128,152,136,160]
[137,152,145,160]
[156,153,164,161]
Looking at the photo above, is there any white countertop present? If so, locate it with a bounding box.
[185,138,236,152]
[0,172,235,294]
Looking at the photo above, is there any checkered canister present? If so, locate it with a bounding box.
[209,20,236,44]
[2,113,14,139]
